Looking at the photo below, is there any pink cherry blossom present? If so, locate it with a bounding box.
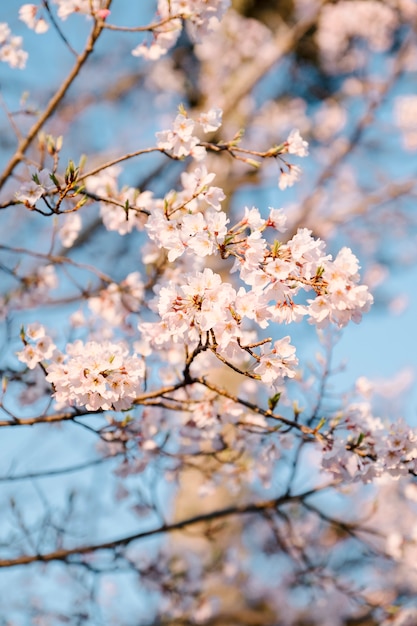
[19,4,49,33]
[286,128,309,157]
[278,164,302,190]
[45,340,145,411]
[254,336,298,389]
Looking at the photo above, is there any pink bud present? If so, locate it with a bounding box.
[96,9,111,19]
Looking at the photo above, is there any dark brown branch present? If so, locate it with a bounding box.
[0,485,331,569]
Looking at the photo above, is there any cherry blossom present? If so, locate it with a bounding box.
[3,1,415,622]
[278,164,302,190]
[156,113,202,159]
[395,95,417,151]
[15,169,55,207]
[59,212,82,248]
[0,23,27,69]
[132,0,230,60]
[254,336,298,389]
[285,128,309,157]
[19,4,49,33]
[45,340,145,411]
[88,272,144,327]
[53,0,103,20]
[197,107,223,132]
[14,265,58,310]
[17,335,57,370]
[316,1,398,73]
[131,20,182,61]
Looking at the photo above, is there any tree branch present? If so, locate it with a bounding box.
[0,0,113,191]
[0,485,331,569]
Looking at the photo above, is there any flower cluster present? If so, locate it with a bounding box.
[53,0,103,21]
[141,267,238,346]
[224,211,373,329]
[17,326,145,411]
[15,169,55,207]
[19,4,49,33]
[88,272,144,327]
[321,404,417,483]
[316,1,398,74]
[139,194,372,389]
[145,164,226,261]
[253,337,298,387]
[156,107,222,160]
[59,212,82,248]
[0,22,27,69]
[132,0,230,60]
[139,266,297,389]
[16,323,57,370]
[278,128,309,190]
[48,341,144,411]
[285,129,309,157]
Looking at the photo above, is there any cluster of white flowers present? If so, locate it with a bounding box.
[15,169,55,207]
[156,107,222,160]
[240,223,369,326]
[18,326,145,411]
[53,0,103,21]
[139,229,372,389]
[16,323,57,369]
[0,22,27,69]
[140,267,240,346]
[253,337,298,388]
[130,176,372,390]
[88,272,144,327]
[226,211,372,328]
[18,265,58,309]
[278,129,309,190]
[45,340,145,411]
[132,0,230,60]
[146,164,226,261]
[285,128,309,157]
[59,212,82,248]
[321,404,417,483]
[133,159,373,389]
[316,1,398,73]
[19,4,49,33]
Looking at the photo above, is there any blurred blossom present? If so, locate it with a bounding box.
[59,212,82,248]
[395,95,417,151]
[388,293,409,315]
[313,100,347,142]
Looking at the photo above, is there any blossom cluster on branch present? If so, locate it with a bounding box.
[1,0,417,624]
